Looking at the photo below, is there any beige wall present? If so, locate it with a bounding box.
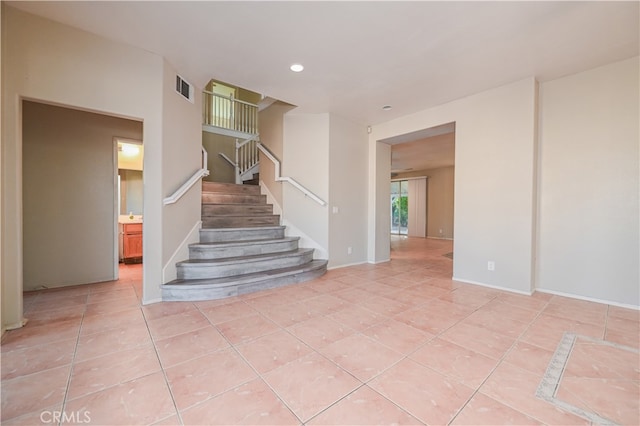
[372,59,639,307]
[263,110,368,268]
[282,113,330,258]
[22,101,142,290]
[2,6,202,329]
[368,141,392,263]
[160,59,203,289]
[371,78,538,293]
[202,132,236,183]
[258,101,296,210]
[328,114,369,267]
[2,5,158,328]
[237,87,261,105]
[1,3,3,332]
[537,57,639,307]
[396,166,455,239]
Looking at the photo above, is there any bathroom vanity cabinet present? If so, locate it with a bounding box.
[122,222,143,263]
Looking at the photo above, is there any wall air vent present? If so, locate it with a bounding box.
[176,75,194,103]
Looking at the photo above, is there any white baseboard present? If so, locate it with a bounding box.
[260,181,283,217]
[535,288,640,310]
[452,276,534,296]
[162,220,202,283]
[281,219,328,260]
[328,261,368,270]
[368,258,391,265]
[260,182,328,260]
[142,297,163,306]
[3,318,28,331]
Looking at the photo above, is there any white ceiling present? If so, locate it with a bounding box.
[9,1,639,128]
[8,1,638,174]
[384,123,456,173]
[390,130,456,173]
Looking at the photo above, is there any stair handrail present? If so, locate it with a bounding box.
[256,142,327,206]
[219,152,236,167]
[163,147,210,205]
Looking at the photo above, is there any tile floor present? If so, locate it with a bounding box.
[2,237,638,425]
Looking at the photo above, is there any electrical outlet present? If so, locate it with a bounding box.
[439,229,443,234]
[347,247,353,255]
[488,261,495,271]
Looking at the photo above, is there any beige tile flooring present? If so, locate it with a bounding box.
[1,237,638,425]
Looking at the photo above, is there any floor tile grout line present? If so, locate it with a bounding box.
[9,246,637,425]
[247,311,421,425]
[267,291,472,425]
[141,301,189,426]
[49,303,174,419]
[0,311,86,424]
[380,292,505,424]
[194,291,437,424]
[536,332,626,425]
[0,276,147,423]
[447,296,554,425]
[193,301,306,425]
[299,383,368,426]
[300,382,429,426]
[58,299,89,426]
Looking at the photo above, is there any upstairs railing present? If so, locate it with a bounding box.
[219,136,261,184]
[237,137,259,180]
[202,90,324,205]
[203,90,258,135]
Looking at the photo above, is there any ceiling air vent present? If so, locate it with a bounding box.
[176,75,194,103]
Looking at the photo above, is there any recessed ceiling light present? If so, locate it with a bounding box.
[120,143,140,157]
[290,63,304,72]
[382,105,392,111]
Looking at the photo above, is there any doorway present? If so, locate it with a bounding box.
[21,100,143,291]
[390,180,409,235]
[117,138,144,266]
[376,122,455,266]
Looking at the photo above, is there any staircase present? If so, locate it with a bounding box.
[161,181,328,301]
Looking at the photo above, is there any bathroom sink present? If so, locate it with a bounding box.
[118,215,143,224]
